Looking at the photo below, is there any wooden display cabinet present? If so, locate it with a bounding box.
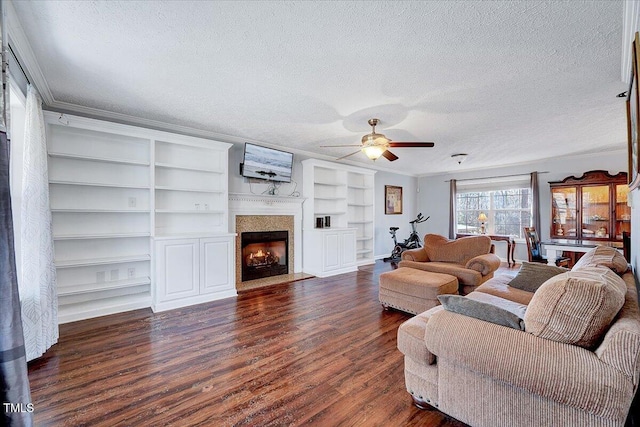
[549,170,629,241]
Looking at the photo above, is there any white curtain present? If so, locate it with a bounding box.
[19,85,58,361]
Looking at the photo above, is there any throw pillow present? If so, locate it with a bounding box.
[437,293,526,330]
[572,245,629,274]
[508,262,568,293]
[524,266,627,348]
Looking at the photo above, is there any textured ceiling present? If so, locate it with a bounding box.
[10,0,628,176]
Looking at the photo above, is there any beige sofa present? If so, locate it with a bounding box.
[397,246,640,427]
[399,234,501,294]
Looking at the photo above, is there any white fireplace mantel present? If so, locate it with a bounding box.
[229,193,306,273]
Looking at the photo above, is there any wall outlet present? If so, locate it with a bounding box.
[128,197,137,208]
[97,271,105,283]
[128,268,135,279]
[110,269,119,281]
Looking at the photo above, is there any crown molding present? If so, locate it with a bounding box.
[622,0,640,83]
[5,0,54,104]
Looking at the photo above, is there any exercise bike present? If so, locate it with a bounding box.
[383,213,430,262]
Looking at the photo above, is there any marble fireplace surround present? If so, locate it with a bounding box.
[229,193,305,287]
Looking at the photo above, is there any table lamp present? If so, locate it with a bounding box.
[478,212,488,234]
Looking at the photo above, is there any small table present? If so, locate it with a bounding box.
[456,233,516,267]
[541,239,623,266]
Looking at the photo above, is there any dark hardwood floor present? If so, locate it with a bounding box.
[27,262,506,426]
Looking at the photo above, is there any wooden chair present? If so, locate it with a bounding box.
[523,227,570,267]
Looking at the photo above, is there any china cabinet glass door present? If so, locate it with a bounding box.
[581,185,610,239]
[551,187,577,237]
[615,184,631,240]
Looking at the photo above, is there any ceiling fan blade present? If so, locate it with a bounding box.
[336,150,362,161]
[388,142,435,147]
[382,150,399,161]
[320,144,362,147]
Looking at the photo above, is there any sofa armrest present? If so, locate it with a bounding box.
[465,253,501,276]
[401,247,429,262]
[425,310,636,421]
[397,306,444,365]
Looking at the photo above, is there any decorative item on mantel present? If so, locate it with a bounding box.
[478,212,488,234]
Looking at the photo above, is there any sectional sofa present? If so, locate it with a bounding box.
[397,245,640,427]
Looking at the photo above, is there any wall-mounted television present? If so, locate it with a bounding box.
[241,143,293,183]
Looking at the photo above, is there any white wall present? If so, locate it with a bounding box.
[228,143,304,197]
[417,150,629,262]
[373,171,418,258]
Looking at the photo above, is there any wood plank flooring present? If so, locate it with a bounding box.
[27,262,512,426]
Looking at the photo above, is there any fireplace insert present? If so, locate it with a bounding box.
[241,231,288,281]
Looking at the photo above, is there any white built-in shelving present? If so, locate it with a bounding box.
[301,159,375,277]
[154,140,228,238]
[347,171,375,262]
[45,112,235,323]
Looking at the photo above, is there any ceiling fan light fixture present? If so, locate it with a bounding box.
[361,131,389,160]
[362,144,386,160]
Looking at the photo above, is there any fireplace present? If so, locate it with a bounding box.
[241,231,289,282]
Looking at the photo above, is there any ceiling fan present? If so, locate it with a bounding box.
[321,118,435,161]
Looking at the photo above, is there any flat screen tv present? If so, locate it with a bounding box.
[241,143,293,182]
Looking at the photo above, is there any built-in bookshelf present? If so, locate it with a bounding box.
[45,112,234,322]
[347,171,375,262]
[301,159,375,276]
[154,139,228,237]
[46,115,152,323]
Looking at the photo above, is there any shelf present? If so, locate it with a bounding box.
[155,162,224,173]
[348,220,374,225]
[348,203,373,207]
[58,277,151,296]
[314,181,342,187]
[347,185,369,190]
[50,180,150,190]
[55,255,151,268]
[315,196,347,201]
[49,152,149,166]
[155,209,225,214]
[155,186,224,194]
[315,211,347,216]
[154,232,233,239]
[51,209,149,213]
[356,237,373,242]
[356,249,372,255]
[54,232,151,240]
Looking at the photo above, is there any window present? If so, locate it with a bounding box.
[456,177,532,238]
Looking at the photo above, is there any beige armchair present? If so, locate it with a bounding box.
[399,234,501,294]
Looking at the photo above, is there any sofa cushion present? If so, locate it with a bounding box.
[475,274,535,305]
[423,234,492,265]
[571,245,629,274]
[438,293,526,330]
[508,262,568,293]
[524,266,627,348]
